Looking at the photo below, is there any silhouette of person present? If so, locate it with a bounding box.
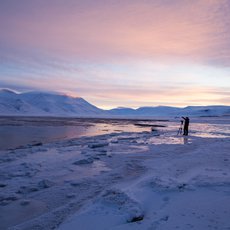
[182,116,189,135]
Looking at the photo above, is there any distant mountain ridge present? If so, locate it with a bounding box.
[0,89,229,117]
[109,105,230,117]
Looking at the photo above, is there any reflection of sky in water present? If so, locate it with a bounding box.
[86,122,147,136]
[0,117,229,150]
[133,119,229,145]
[0,119,149,150]
[163,121,230,138]
[148,135,192,145]
[189,123,230,138]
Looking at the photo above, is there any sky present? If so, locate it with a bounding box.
[0,0,230,109]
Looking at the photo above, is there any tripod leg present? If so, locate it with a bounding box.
[177,128,181,135]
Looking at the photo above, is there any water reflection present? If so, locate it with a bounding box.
[0,116,229,150]
[0,117,150,150]
[183,136,189,145]
[148,135,191,145]
[0,125,88,150]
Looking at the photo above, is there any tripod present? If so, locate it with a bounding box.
[177,121,183,135]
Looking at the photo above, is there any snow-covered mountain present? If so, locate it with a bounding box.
[108,107,136,116]
[0,89,229,117]
[109,105,230,117]
[0,89,105,116]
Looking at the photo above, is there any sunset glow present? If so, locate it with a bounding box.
[0,0,229,109]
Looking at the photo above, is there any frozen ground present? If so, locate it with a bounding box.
[0,117,229,230]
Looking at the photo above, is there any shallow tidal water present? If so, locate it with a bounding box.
[0,116,229,150]
[0,117,149,150]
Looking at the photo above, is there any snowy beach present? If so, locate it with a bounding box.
[1,0,230,229]
[0,116,229,230]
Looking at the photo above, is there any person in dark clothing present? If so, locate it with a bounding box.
[182,116,189,135]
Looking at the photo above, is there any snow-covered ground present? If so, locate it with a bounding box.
[0,117,229,230]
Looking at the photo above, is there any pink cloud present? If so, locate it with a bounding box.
[1,0,229,65]
[0,0,229,108]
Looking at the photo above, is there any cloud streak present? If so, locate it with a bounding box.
[0,0,229,108]
[1,0,230,64]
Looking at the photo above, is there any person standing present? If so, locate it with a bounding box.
[182,116,190,135]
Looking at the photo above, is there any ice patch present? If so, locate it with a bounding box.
[101,189,144,222]
[88,142,109,148]
[73,158,94,165]
[58,189,144,230]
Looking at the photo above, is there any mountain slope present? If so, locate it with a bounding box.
[20,92,104,115]
[0,90,105,116]
[0,90,42,115]
[109,107,136,115]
